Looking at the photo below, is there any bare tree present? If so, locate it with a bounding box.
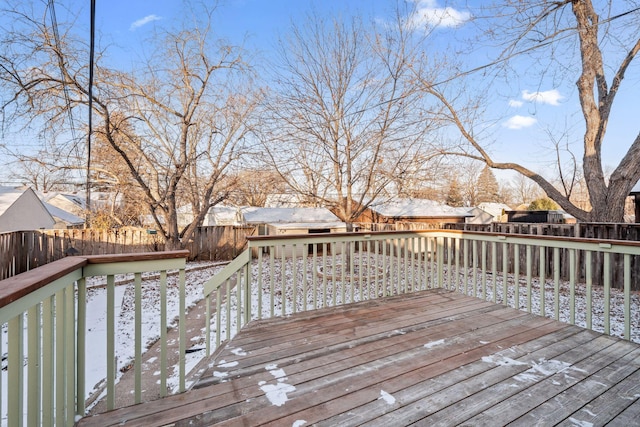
[225,169,289,207]
[509,173,543,207]
[261,11,437,227]
[0,2,260,249]
[412,0,640,222]
[3,152,73,192]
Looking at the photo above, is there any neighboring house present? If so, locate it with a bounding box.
[177,205,246,229]
[360,199,473,226]
[0,187,56,232]
[467,202,511,224]
[44,191,123,216]
[43,192,86,217]
[44,202,85,229]
[204,206,244,226]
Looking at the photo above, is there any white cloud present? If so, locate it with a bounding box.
[521,89,563,106]
[503,115,537,130]
[407,0,471,29]
[509,99,524,108]
[130,14,162,31]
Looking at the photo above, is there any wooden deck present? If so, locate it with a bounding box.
[77,289,640,426]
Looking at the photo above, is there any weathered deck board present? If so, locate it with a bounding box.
[76,289,640,427]
[505,348,640,426]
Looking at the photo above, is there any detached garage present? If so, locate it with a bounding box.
[243,207,347,257]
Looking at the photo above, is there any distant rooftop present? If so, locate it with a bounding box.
[243,207,341,224]
[371,199,472,218]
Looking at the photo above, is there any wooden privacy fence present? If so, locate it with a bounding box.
[0,226,256,280]
[0,228,165,280]
[445,222,640,290]
[185,226,256,261]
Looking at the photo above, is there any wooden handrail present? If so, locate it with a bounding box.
[0,250,189,308]
[0,256,87,307]
[246,228,640,247]
[83,250,190,264]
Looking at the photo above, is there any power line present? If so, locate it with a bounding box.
[47,0,77,148]
[86,0,96,226]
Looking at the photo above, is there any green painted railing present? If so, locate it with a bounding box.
[3,230,640,425]
[0,251,188,427]
[203,229,640,356]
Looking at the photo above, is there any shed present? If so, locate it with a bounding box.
[0,187,56,232]
[363,199,473,225]
[177,205,246,229]
[243,207,347,257]
[506,210,564,223]
[467,202,511,224]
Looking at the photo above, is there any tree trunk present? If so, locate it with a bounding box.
[164,236,184,251]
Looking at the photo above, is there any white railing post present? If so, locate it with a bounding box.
[7,314,23,427]
[437,236,444,288]
[76,277,86,416]
[179,266,186,393]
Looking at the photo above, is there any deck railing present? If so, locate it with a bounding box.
[203,229,640,357]
[0,251,188,427]
[2,229,640,425]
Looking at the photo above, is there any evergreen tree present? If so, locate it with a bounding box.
[476,166,500,204]
[446,176,464,207]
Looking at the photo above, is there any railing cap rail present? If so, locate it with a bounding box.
[0,257,87,307]
[246,228,640,247]
[0,250,189,308]
[454,229,640,247]
[246,229,436,242]
[82,250,190,264]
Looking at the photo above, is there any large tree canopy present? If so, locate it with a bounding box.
[260,11,441,226]
[0,1,260,248]
[413,0,640,222]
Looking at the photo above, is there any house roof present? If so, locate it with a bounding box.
[43,192,86,208]
[204,205,245,226]
[44,202,85,226]
[370,199,473,219]
[268,221,347,230]
[243,207,341,224]
[477,202,511,218]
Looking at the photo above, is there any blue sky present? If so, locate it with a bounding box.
[5,0,639,185]
[95,1,639,179]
